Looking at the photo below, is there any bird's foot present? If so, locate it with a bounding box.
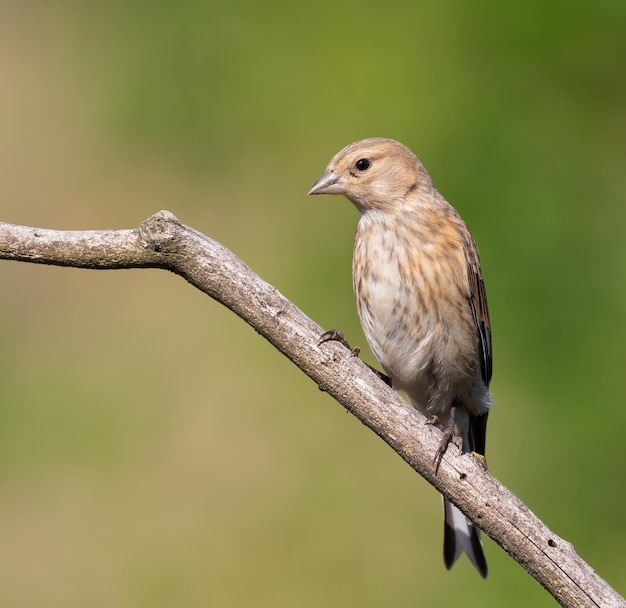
[432,406,460,475]
[318,329,360,357]
[425,415,440,427]
[434,430,454,475]
[318,329,392,387]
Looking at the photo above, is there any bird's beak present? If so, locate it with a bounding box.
[308,170,345,196]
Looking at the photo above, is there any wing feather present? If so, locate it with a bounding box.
[462,226,492,457]
[462,227,492,386]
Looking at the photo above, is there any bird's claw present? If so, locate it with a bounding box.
[431,406,462,475]
[318,329,392,386]
[425,415,440,427]
[318,329,361,357]
[433,429,454,474]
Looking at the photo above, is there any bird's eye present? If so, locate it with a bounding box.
[355,158,371,171]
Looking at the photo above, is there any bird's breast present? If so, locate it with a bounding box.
[352,213,477,405]
[353,227,433,383]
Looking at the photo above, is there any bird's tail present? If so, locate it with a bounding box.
[443,498,488,578]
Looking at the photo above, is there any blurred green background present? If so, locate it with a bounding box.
[1,1,625,606]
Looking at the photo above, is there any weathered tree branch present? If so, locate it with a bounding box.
[0,211,623,608]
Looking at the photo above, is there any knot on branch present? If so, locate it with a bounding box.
[139,211,184,254]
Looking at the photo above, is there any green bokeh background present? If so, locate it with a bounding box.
[1,1,625,606]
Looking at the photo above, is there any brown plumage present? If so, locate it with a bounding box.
[309,138,492,578]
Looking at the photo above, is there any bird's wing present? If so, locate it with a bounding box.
[462,226,492,457]
[462,227,492,386]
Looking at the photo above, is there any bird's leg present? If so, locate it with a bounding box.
[433,405,458,474]
[318,329,392,387]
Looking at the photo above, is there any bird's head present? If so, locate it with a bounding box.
[308,138,433,213]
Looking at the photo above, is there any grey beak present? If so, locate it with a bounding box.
[308,170,345,196]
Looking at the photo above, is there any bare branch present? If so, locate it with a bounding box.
[0,211,623,608]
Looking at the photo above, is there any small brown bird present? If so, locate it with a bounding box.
[308,138,492,578]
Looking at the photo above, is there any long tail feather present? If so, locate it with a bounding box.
[443,498,488,578]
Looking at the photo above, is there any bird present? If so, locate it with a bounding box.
[308,137,492,578]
